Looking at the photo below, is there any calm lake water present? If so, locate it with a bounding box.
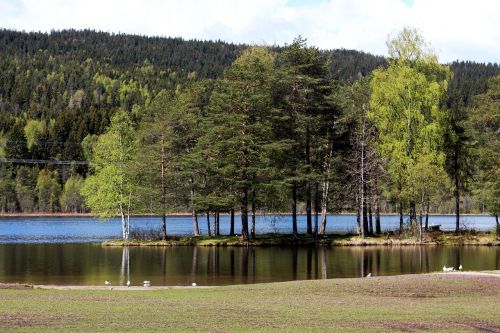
[0,214,497,243]
[0,244,497,286]
[0,215,497,286]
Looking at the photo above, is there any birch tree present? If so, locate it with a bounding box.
[370,27,450,231]
[82,110,136,241]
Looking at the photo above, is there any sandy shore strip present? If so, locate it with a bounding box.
[2,271,497,291]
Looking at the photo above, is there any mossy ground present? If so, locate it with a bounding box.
[103,231,499,247]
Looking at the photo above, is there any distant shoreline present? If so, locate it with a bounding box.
[0,212,495,218]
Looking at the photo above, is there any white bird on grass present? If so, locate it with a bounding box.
[192,282,197,287]
[104,280,111,286]
[442,266,455,272]
[366,273,372,278]
[126,280,131,287]
[143,280,151,287]
[459,264,463,270]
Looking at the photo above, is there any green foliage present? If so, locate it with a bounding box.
[370,28,450,218]
[60,175,86,213]
[0,28,498,223]
[23,119,46,151]
[81,110,136,239]
[81,134,99,162]
[0,165,16,212]
[15,166,37,212]
[36,169,61,212]
[467,75,500,217]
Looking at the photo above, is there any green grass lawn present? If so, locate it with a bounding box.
[1,273,499,332]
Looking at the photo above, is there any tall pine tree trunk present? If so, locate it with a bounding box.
[305,123,312,235]
[356,192,361,235]
[241,187,249,240]
[292,184,298,238]
[454,171,460,233]
[495,214,499,236]
[367,180,373,235]
[375,175,381,234]
[319,136,333,235]
[399,200,404,233]
[306,183,312,235]
[314,183,319,237]
[192,210,199,236]
[251,192,256,239]
[160,134,167,241]
[230,208,235,236]
[362,190,368,237]
[425,200,429,231]
[319,176,329,235]
[215,210,220,236]
[190,183,199,236]
[410,201,417,227]
[206,211,211,237]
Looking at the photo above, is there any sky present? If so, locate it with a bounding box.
[0,0,498,63]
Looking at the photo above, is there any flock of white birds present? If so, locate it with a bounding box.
[104,265,464,287]
[103,280,198,288]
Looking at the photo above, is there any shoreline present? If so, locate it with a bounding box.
[0,212,495,217]
[2,271,499,291]
[102,232,500,247]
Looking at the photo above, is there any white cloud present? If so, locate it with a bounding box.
[0,0,498,63]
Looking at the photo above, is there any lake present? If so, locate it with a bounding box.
[0,215,497,286]
[0,244,498,286]
[0,214,496,243]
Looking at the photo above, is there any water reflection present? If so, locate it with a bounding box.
[0,244,497,286]
[119,246,130,286]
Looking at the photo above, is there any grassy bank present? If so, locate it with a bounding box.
[0,273,498,332]
[103,231,499,247]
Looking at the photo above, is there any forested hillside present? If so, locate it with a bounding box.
[0,29,498,222]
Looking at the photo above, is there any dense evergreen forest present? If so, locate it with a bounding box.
[0,29,498,239]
